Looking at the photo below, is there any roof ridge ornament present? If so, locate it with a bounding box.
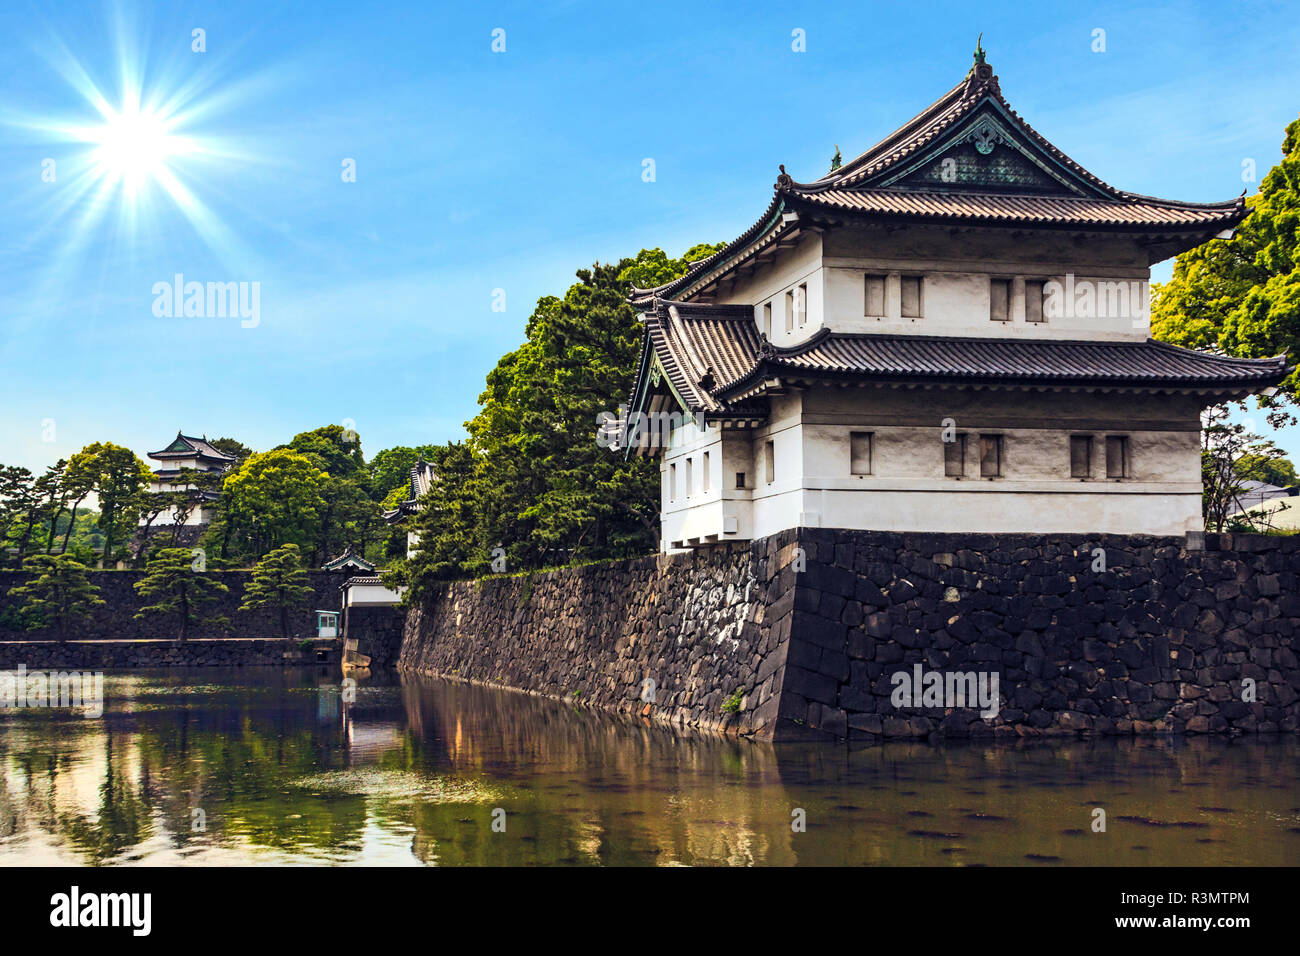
[965,35,999,96]
[776,164,793,188]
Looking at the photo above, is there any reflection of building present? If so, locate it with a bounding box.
[621,51,1288,549]
[141,432,237,527]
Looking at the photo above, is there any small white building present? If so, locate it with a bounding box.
[141,431,238,527]
[622,51,1289,549]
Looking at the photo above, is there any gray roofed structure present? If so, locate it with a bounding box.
[630,58,1247,309]
[147,431,238,464]
[628,297,1289,427]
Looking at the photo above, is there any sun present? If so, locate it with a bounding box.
[11,20,268,273]
[86,101,190,198]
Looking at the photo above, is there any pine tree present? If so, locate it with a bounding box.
[239,543,312,640]
[134,548,229,642]
[6,554,105,641]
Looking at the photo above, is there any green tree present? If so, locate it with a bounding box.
[208,437,254,466]
[392,243,722,595]
[6,554,105,641]
[239,543,313,640]
[283,425,365,479]
[369,445,439,498]
[1235,452,1298,488]
[58,452,98,554]
[0,465,38,565]
[1153,115,1300,401]
[384,442,481,600]
[217,448,329,560]
[82,442,152,568]
[134,548,229,641]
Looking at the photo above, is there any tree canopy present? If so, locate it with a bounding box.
[240,543,312,640]
[6,554,104,640]
[390,242,723,600]
[1153,115,1300,401]
[134,548,229,641]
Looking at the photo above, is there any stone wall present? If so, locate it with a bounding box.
[398,530,1300,740]
[399,538,799,736]
[0,570,353,642]
[344,605,405,666]
[0,638,340,669]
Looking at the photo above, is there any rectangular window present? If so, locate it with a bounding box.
[702,451,710,492]
[1025,280,1045,323]
[735,472,746,489]
[1070,435,1092,478]
[944,434,966,477]
[901,276,923,318]
[762,302,772,338]
[795,283,808,326]
[979,434,1003,478]
[1106,436,1129,478]
[784,291,794,333]
[989,278,1010,322]
[850,432,873,475]
[864,275,886,316]
[668,463,676,501]
[764,440,775,484]
[685,457,693,497]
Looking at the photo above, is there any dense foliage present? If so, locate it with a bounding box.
[133,548,230,642]
[388,243,723,600]
[1152,114,1300,526]
[240,543,313,640]
[1153,116,1300,401]
[5,554,105,640]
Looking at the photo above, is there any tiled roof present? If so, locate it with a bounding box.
[786,189,1241,228]
[629,57,1245,307]
[639,300,766,414]
[321,548,376,572]
[339,575,385,588]
[382,459,437,524]
[630,299,1287,416]
[715,330,1289,398]
[148,431,238,463]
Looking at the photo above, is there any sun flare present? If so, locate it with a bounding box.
[87,103,188,195]
[12,26,262,272]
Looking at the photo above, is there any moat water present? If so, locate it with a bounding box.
[0,667,1297,866]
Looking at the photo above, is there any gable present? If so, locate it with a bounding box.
[864,105,1106,198]
[891,140,1071,193]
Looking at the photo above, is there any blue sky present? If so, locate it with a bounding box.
[1,0,1298,474]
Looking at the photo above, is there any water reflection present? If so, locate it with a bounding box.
[0,668,1296,866]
